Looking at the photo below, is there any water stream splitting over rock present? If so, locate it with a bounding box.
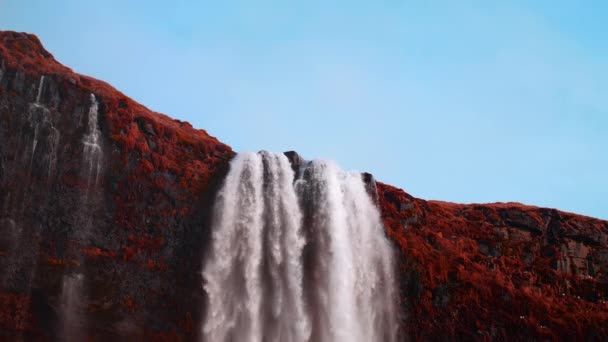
[202,152,400,342]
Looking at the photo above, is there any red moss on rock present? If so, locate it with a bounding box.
[83,246,117,259]
[0,31,233,340]
[377,182,608,340]
[43,256,80,268]
[1,31,607,340]
[0,292,36,333]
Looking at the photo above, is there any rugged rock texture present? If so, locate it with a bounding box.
[0,31,232,341]
[378,183,608,340]
[0,31,606,341]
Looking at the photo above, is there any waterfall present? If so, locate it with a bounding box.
[29,75,45,168]
[35,75,45,104]
[59,273,85,340]
[82,93,102,188]
[26,75,60,182]
[202,152,399,342]
[1,75,60,289]
[58,93,103,341]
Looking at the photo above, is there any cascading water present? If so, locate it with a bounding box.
[26,75,60,183]
[58,93,103,341]
[82,93,102,189]
[1,75,59,289]
[35,75,45,104]
[30,75,46,167]
[203,152,310,342]
[202,152,400,342]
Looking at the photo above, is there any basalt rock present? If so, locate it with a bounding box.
[378,183,608,340]
[283,150,305,176]
[0,31,233,341]
[0,31,606,341]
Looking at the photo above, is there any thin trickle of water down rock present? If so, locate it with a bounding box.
[82,93,102,189]
[59,93,103,341]
[202,151,400,342]
[1,75,59,290]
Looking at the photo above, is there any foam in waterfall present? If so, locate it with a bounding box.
[202,152,311,342]
[202,152,399,342]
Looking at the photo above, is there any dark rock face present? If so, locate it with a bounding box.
[378,183,608,340]
[0,31,606,341]
[0,148,5,181]
[0,31,233,340]
[283,150,305,176]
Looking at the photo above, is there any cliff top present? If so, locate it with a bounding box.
[0,31,230,156]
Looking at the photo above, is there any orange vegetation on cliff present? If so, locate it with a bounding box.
[378,182,608,340]
[0,31,606,341]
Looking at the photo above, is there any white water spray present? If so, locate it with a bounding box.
[26,75,60,181]
[202,152,399,342]
[35,75,45,104]
[82,94,102,188]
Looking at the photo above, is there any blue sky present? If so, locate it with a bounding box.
[2,1,606,219]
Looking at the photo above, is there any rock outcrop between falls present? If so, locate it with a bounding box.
[0,31,607,340]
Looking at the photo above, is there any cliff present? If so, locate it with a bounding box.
[379,184,608,340]
[0,31,232,341]
[0,31,606,341]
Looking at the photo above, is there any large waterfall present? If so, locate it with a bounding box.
[202,152,399,342]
